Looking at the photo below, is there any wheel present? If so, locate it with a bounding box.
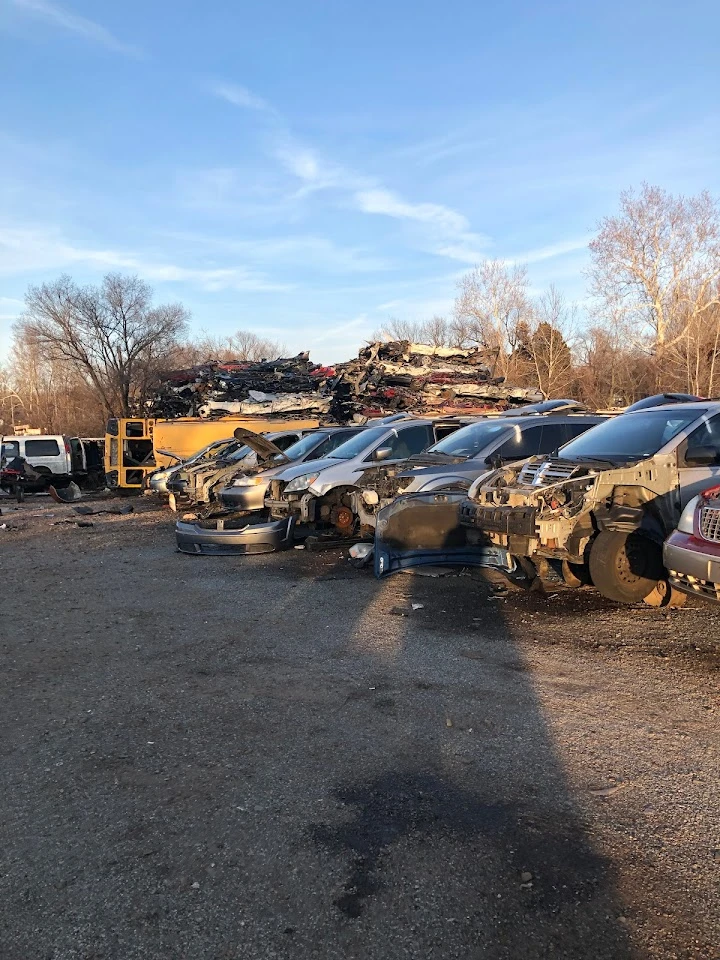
[561,559,591,588]
[588,530,664,604]
[643,580,687,608]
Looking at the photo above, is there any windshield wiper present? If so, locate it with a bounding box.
[565,455,623,467]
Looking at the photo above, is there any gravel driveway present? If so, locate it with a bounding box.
[1,499,718,959]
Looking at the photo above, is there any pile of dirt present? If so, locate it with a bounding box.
[143,341,544,422]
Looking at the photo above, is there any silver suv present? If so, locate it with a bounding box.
[459,400,720,604]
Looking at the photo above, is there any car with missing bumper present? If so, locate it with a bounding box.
[664,485,720,603]
[352,405,607,537]
[264,417,471,541]
[457,399,720,605]
[167,427,313,508]
[218,426,368,513]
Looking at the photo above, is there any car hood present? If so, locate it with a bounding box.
[275,457,343,483]
[232,427,290,463]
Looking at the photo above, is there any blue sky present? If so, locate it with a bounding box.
[1,0,719,363]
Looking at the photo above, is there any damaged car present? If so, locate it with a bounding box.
[457,399,720,605]
[663,484,720,603]
[352,406,607,539]
[217,426,369,513]
[147,437,240,494]
[167,427,313,508]
[264,417,470,543]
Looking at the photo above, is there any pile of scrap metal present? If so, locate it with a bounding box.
[145,353,341,420]
[144,341,544,422]
[333,341,544,417]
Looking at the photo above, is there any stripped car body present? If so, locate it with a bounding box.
[458,401,720,603]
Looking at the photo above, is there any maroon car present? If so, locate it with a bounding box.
[664,485,720,602]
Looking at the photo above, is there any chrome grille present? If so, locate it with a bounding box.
[518,461,542,485]
[518,459,579,487]
[700,504,720,542]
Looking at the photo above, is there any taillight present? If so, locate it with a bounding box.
[65,439,72,457]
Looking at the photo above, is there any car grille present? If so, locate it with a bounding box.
[699,504,720,542]
[518,459,580,487]
[270,479,287,500]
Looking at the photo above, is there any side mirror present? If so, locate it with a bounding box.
[685,445,718,466]
[485,453,503,469]
[373,446,393,462]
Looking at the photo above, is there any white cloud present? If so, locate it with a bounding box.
[354,188,470,235]
[10,0,142,57]
[504,237,592,265]
[210,82,269,112]
[0,225,289,292]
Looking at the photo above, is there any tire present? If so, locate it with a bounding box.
[589,530,664,604]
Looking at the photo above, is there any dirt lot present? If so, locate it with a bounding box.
[1,495,718,960]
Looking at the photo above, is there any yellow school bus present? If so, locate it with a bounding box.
[104,416,321,491]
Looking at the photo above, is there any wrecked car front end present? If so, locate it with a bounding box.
[459,452,680,566]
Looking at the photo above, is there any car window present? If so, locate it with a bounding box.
[496,425,543,460]
[429,421,511,458]
[326,426,390,460]
[370,425,433,461]
[307,430,362,460]
[565,420,601,441]
[24,439,61,457]
[559,408,706,463]
[271,433,302,451]
[538,423,571,454]
[1,441,20,460]
[682,415,720,465]
[275,432,327,462]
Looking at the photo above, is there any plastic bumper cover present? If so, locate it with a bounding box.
[176,514,296,556]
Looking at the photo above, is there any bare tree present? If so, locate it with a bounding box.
[18,273,189,418]
[176,330,286,365]
[452,261,532,376]
[588,184,720,388]
[522,287,577,397]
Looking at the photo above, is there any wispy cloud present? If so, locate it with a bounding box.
[0,225,289,292]
[10,0,142,57]
[354,188,469,234]
[504,236,592,265]
[210,81,270,112]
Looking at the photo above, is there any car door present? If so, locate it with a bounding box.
[677,414,720,505]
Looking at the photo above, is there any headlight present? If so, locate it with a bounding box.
[284,472,320,493]
[231,476,268,488]
[677,495,699,534]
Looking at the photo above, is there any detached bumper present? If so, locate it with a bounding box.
[176,513,296,556]
[664,531,720,602]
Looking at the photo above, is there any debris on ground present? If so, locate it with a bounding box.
[48,482,83,503]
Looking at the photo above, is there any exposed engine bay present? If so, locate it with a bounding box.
[461,453,680,564]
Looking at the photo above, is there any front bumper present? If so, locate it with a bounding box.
[176,513,296,556]
[220,484,269,512]
[664,531,720,602]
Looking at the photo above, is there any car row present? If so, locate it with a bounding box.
[144,395,720,606]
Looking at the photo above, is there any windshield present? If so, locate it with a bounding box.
[429,421,510,458]
[271,432,326,462]
[559,408,706,462]
[326,425,389,460]
[225,443,253,462]
[189,439,234,463]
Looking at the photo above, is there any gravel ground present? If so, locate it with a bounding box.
[1,496,718,960]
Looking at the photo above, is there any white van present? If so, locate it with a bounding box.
[0,435,94,484]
